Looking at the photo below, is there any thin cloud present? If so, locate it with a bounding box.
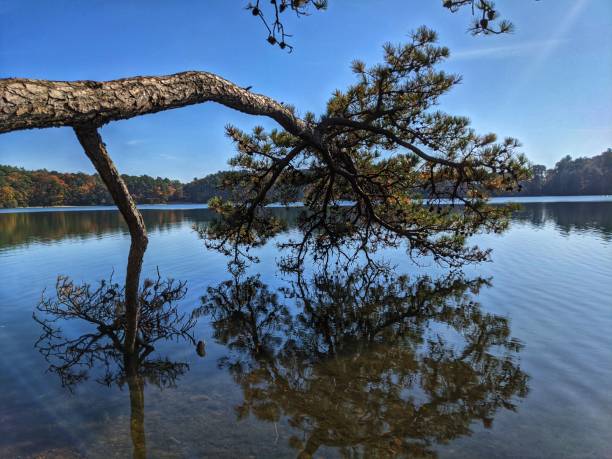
[158,153,177,160]
[501,0,589,104]
[125,139,147,146]
[451,39,568,61]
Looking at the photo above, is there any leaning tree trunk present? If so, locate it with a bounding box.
[0,72,310,137]
[74,125,147,354]
[1,71,316,350]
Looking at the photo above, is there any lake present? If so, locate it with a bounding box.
[0,198,611,458]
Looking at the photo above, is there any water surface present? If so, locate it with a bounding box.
[0,199,610,458]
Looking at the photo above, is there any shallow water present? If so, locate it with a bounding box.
[0,199,611,458]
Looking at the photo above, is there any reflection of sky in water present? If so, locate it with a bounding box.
[0,200,611,458]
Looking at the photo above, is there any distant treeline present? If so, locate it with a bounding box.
[1,149,610,208]
[0,167,231,208]
[508,149,612,197]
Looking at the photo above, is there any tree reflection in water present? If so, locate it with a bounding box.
[198,263,529,458]
[33,273,198,459]
[33,258,529,458]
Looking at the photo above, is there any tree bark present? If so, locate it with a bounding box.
[0,71,311,139]
[74,125,147,354]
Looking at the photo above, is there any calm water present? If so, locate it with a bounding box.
[0,199,611,458]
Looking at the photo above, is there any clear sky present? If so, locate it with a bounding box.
[1,0,610,182]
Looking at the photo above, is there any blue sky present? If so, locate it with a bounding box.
[1,0,610,182]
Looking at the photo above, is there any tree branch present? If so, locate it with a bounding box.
[1,71,313,141]
[320,117,462,169]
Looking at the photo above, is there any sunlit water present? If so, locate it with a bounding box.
[0,198,611,458]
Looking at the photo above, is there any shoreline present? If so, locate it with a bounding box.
[1,195,612,214]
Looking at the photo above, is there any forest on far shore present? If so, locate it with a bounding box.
[1,149,610,208]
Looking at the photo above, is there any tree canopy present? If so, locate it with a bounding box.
[203,27,529,269]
